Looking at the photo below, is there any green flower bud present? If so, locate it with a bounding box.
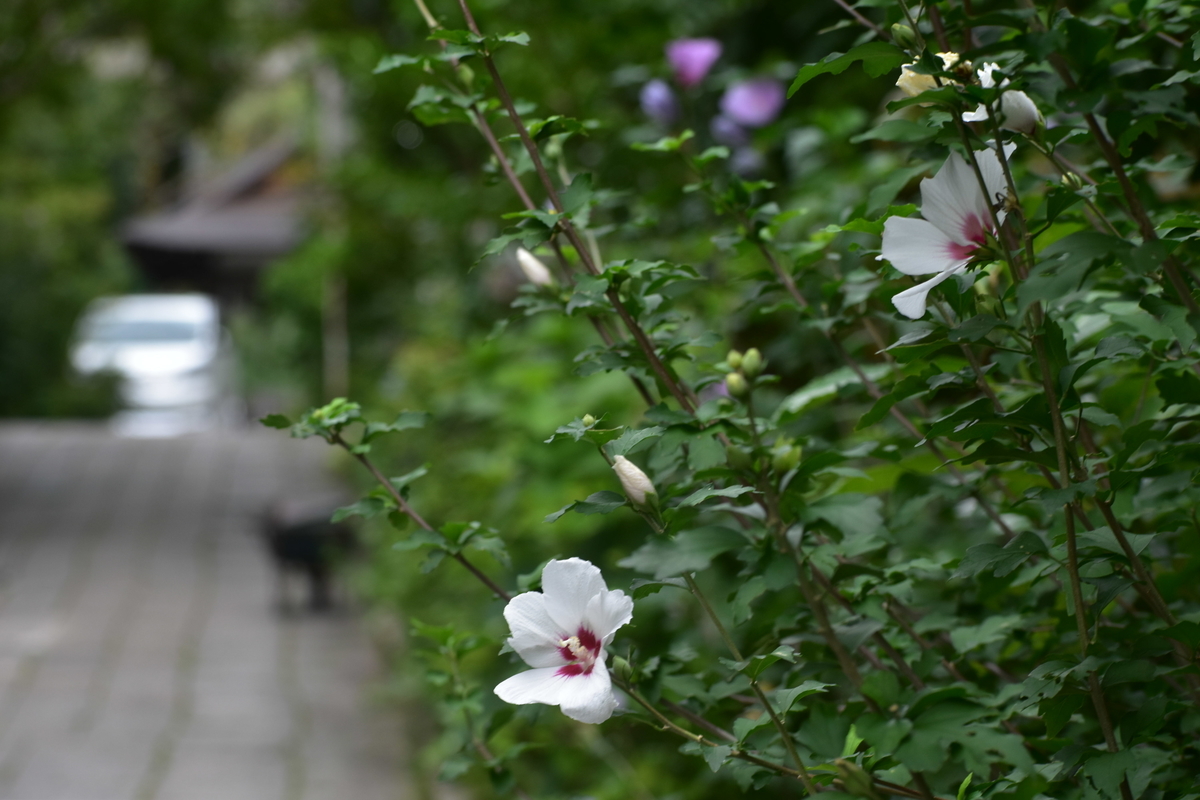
[726,349,743,370]
[1061,171,1085,191]
[725,372,749,397]
[581,414,596,427]
[890,23,920,52]
[771,444,801,473]
[726,444,753,470]
[741,348,764,378]
[610,655,634,682]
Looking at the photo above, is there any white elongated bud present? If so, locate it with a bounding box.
[612,455,656,506]
[996,89,1042,133]
[516,247,554,286]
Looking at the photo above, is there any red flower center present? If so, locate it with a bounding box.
[556,627,601,676]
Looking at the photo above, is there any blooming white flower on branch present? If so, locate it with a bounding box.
[494,558,633,723]
[612,455,656,506]
[516,247,554,287]
[877,145,1015,319]
[962,63,1042,134]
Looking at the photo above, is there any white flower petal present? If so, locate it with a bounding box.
[583,589,634,645]
[891,266,965,319]
[541,558,608,634]
[920,151,990,247]
[977,62,1000,89]
[504,591,568,668]
[494,665,618,724]
[494,666,572,708]
[962,105,988,123]
[976,143,1018,208]
[879,216,965,276]
[557,666,618,723]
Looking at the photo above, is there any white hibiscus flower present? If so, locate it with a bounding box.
[878,144,1015,319]
[494,558,633,723]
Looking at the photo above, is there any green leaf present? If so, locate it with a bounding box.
[495,31,530,46]
[629,577,688,599]
[949,614,1023,653]
[702,744,731,772]
[618,526,746,579]
[778,364,890,415]
[374,54,425,74]
[260,413,292,429]
[678,485,755,507]
[850,119,939,144]
[771,680,832,715]
[605,426,665,457]
[362,411,430,443]
[545,491,627,522]
[954,531,1047,578]
[574,491,627,514]
[857,374,927,429]
[804,494,883,537]
[630,130,694,152]
[389,465,430,491]
[392,528,449,551]
[331,496,389,522]
[788,42,908,97]
[1156,369,1200,408]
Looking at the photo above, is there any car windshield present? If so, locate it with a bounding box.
[85,320,202,344]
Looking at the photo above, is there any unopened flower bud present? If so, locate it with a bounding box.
[610,655,633,682]
[725,372,748,397]
[726,444,753,470]
[890,23,920,52]
[741,348,764,378]
[1061,172,1085,190]
[772,444,802,473]
[612,455,656,506]
[726,349,743,370]
[581,414,596,427]
[516,247,554,287]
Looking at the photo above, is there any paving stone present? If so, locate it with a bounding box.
[0,424,413,800]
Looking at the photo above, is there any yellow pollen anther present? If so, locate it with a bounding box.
[560,635,590,661]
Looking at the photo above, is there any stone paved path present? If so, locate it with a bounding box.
[0,423,413,800]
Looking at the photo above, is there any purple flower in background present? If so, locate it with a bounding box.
[720,79,786,128]
[709,114,749,147]
[639,79,679,125]
[666,38,722,88]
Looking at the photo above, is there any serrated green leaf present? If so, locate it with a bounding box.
[788,42,907,96]
[618,526,746,579]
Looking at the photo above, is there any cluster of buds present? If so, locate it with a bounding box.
[724,347,764,397]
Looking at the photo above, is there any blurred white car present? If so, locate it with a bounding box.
[71,294,238,434]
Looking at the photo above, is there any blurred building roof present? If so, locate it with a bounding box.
[121,139,308,304]
[122,139,304,258]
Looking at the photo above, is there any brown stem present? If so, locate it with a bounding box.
[1094,499,1175,625]
[334,434,512,601]
[661,699,736,742]
[681,574,818,791]
[831,0,888,38]
[456,0,696,411]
